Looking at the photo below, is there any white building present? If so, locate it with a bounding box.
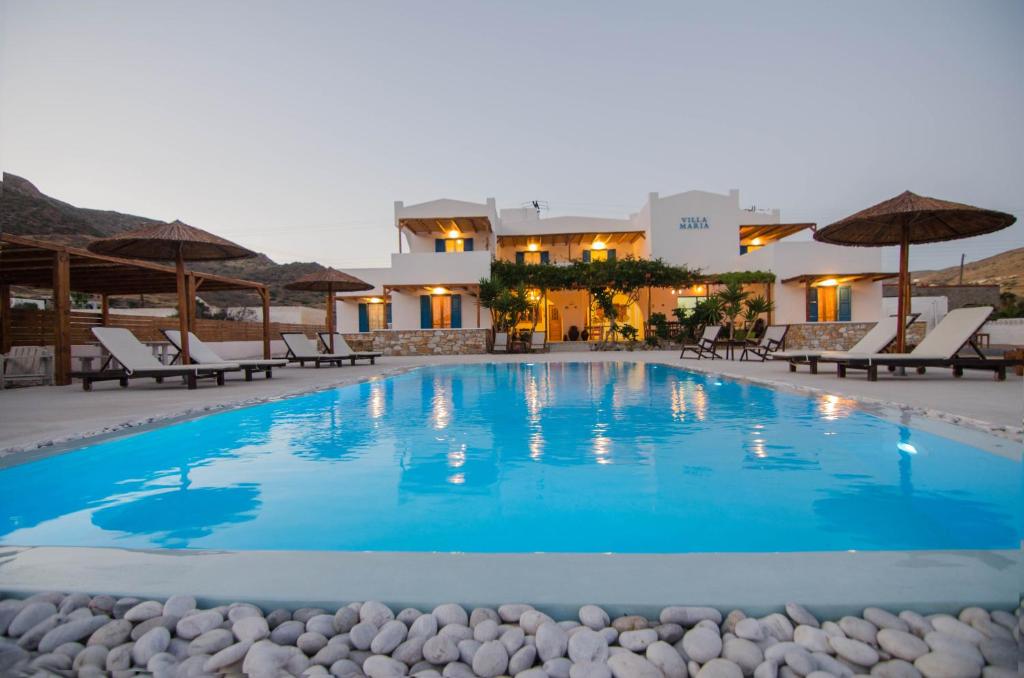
[335,189,892,341]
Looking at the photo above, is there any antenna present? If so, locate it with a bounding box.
[522,200,549,216]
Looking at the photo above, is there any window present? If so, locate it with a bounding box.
[582,249,615,262]
[515,251,549,264]
[421,294,462,328]
[676,296,698,315]
[435,238,474,252]
[807,285,851,322]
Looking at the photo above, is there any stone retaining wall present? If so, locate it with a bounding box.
[343,329,490,356]
[785,322,926,351]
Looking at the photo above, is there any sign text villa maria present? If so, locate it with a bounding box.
[679,216,710,230]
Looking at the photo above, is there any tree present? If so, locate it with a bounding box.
[716,281,749,339]
[478,278,534,332]
[742,295,774,329]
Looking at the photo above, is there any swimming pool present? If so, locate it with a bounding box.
[0,362,1018,553]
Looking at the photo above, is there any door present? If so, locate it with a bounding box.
[549,307,563,342]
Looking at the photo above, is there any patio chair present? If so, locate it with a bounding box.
[0,346,54,389]
[281,332,355,367]
[739,325,788,362]
[772,315,911,374]
[528,331,548,353]
[492,332,509,353]
[680,325,723,360]
[163,329,288,380]
[834,306,1021,381]
[73,327,239,391]
[318,332,381,364]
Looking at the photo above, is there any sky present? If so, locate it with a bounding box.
[1,0,1021,271]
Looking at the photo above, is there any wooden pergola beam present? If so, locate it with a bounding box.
[53,250,71,386]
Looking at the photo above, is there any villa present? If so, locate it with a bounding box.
[334,189,893,343]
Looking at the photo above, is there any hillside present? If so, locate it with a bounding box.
[913,247,1024,297]
[0,173,328,307]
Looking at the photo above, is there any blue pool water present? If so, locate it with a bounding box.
[0,362,1018,553]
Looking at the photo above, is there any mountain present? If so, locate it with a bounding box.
[0,173,327,307]
[913,247,1024,297]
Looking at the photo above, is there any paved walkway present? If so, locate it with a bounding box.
[1,351,1021,458]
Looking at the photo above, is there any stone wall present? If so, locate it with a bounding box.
[342,329,490,356]
[785,322,926,351]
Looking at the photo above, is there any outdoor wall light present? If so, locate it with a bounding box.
[447,229,460,239]
[818,278,839,287]
[432,287,448,295]
[528,242,539,251]
[591,240,606,250]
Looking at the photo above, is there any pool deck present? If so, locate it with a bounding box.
[1,351,1020,613]
[1,350,1021,458]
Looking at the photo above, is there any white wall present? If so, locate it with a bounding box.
[647,189,777,274]
[983,318,1024,346]
[385,251,492,286]
[882,296,949,331]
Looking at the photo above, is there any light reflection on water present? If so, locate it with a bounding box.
[0,362,1018,553]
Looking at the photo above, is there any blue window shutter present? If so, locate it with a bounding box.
[607,249,616,261]
[837,286,852,321]
[386,303,392,326]
[358,303,369,332]
[582,250,591,263]
[451,294,462,329]
[420,295,432,328]
[540,251,549,264]
[739,245,748,255]
[464,238,474,251]
[515,251,525,264]
[435,239,445,252]
[806,287,818,322]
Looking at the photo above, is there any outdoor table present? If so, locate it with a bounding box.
[714,338,749,360]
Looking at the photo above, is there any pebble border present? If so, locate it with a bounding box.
[0,593,1020,677]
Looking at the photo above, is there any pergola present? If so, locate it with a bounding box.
[0,234,271,385]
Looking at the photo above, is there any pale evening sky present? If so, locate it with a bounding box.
[1,1,1021,271]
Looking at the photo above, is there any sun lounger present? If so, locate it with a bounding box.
[773,316,903,374]
[281,332,355,367]
[492,332,509,353]
[318,332,380,364]
[833,306,1021,381]
[680,325,723,360]
[739,325,788,362]
[163,330,287,380]
[73,327,239,391]
[528,331,548,353]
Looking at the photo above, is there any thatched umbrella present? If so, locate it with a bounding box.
[88,220,256,364]
[285,268,373,353]
[814,191,1015,351]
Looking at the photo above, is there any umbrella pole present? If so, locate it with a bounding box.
[176,246,191,365]
[327,282,335,353]
[896,224,910,354]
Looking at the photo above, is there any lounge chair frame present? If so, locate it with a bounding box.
[776,314,920,374]
[680,325,723,360]
[161,329,286,381]
[72,328,237,391]
[837,340,1020,381]
[317,332,379,364]
[281,332,355,367]
[739,325,788,362]
[528,331,548,353]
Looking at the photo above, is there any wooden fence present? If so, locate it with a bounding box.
[6,308,323,346]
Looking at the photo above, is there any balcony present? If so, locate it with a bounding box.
[386,251,492,286]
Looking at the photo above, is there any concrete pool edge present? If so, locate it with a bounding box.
[1,545,1019,618]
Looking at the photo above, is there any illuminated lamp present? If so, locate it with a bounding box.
[751,237,763,246]
[528,242,539,252]
[431,287,448,295]
[447,229,460,239]
[818,278,839,287]
[591,240,606,250]
[368,297,383,304]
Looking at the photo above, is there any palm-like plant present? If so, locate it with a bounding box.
[742,295,774,328]
[716,281,749,339]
